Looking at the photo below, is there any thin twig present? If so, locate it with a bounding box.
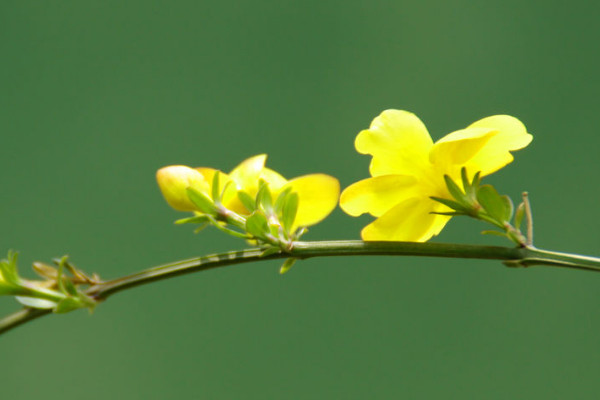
[1,240,599,336]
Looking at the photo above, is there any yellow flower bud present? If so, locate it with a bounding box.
[156,165,211,212]
[157,155,340,233]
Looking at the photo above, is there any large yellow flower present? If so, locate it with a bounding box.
[340,110,532,242]
[157,154,340,230]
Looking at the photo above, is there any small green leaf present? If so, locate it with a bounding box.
[245,212,270,239]
[16,296,57,309]
[62,278,78,296]
[460,168,471,194]
[186,187,217,214]
[55,257,66,294]
[237,191,256,212]
[443,175,470,206]
[175,215,210,225]
[481,230,508,237]
[269,222,281,238]
[256,181,273,213]
[0,250,20,284]
[193,222,209,233]
[476,185,511,223]
[514,202,526,230]
[206,215,250,239]
[219,180,234,203]
[430,196,470,213]
[430,211,464,216]
[471,171,482,188]
[54,297,83,314]
[211,171,220,202]
[282,192,299,231]
[500,195,514,222]
[461,168,479,199]
[279,258,297,274]
[54,292,97,314]
[274,187,292,215]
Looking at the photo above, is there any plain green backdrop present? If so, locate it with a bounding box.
[1,1,599,399]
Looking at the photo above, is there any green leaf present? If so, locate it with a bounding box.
[62,278,79,296]
[206,215,250,239]
[54,297,83,314]
[430,211,465,216]
[269,222,281,238]
[514,202,526,230]
[282,192,299,231]
[186,187,217,215]
[245,212,270,239]
[274,187,292,215]
[476,185,511,223]
[481,230,508,237]
[460,168,472,195]
[219,180,234,203]
[443,175,470,207]
[500,195,514,222]
[237,191,256,212]
[0,250,20,284]
[279,258,297,274]
[211,171,220,202]
[471,171,482,188]
[175,215,210,225]
[53,292,97,314]
[430,196,470,213]
[15,296,57,309]
[193,222,209,234]
[461,168,479,199]
[255,180,273,213]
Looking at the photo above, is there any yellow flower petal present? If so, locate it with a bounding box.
[195,167,240,209]
[156,166,210,212]
[361,197,451,242]
[195,168,232,196]
[355,110,433,176]
[230,161,289,215]
[259,167,288,191]
[229,154,267,195]
[429,127,499,168]
[281,174,340,228]
[468,115,531,147]
[340,175,418,217]
[464,115,533,176]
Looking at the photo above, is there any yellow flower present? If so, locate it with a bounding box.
[340,110,532,242]
[157,154,340,230]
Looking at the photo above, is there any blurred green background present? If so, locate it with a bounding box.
[1,1,599,398]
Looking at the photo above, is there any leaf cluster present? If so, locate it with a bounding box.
[431,168,530,246]
[175,175,303,273]
[0,252,100,313]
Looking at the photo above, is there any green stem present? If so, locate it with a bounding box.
[1,240,599,336]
